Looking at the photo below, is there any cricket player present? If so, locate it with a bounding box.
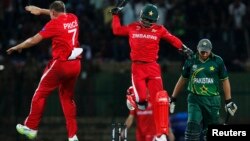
[6,1,82,141]
[123,86,175,141]
[111,3,193,141]
[170,39,238,141]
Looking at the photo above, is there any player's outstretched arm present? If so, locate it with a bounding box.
[25,5,50,15]
[6,33,43,55]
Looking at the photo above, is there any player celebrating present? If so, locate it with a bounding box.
[170,39,237,141]
[6,1,82,141]
[111,2,193,141]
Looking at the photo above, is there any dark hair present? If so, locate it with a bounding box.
[49,0,65,12]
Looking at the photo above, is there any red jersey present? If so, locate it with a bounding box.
[39,13,79,61]
[112,15,183,62]
[130,102,155,135]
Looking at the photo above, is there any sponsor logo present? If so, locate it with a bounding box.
[158,98,168,102]
[137,110,153,115]
[193,78,214,84]
[132,34,157,40]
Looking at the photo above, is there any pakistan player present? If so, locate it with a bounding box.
[170,39,237,141]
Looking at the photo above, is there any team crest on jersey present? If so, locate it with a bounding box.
[151,29,157,33]
[210,66,215,71]
[136,26,141,30]
[192,65,197,71]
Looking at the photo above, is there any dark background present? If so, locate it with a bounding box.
[0,0,250,140]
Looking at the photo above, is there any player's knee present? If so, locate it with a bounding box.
[185,121,201,141]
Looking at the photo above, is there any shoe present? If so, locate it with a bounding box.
[69,135,79,141]
[155,134,167,141]
[126,94,137,110]
[16,124,37,140]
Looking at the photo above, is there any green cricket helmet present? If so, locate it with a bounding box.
[140,4,159,27]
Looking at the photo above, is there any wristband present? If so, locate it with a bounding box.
[225,99,232,104]
[171,97,177,102]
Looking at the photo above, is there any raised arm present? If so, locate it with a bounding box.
[25,5,50,15]
[111,15,129,35]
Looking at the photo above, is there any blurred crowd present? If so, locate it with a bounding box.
[0,2,249,140]
[1,0,250,72]
[0,1,250,132]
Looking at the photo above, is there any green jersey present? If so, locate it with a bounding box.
[182,53,228,96]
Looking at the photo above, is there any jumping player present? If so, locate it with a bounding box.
[111,3,193,140]
[6,1,82,141]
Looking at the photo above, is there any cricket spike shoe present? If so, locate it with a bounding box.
[16,124,37,140]
[68,135,79,141]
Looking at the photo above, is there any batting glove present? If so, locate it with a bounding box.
[179,45,194,59]
[111,0,129,15]
[170,97,177,114]
[110,7,123,15]
[126,86,136,110]
[225,99,237,116]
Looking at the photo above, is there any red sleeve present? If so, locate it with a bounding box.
[39,20,58,38]
[129,109,136,116]
[161,26,183,49]
[112,15,129,36]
